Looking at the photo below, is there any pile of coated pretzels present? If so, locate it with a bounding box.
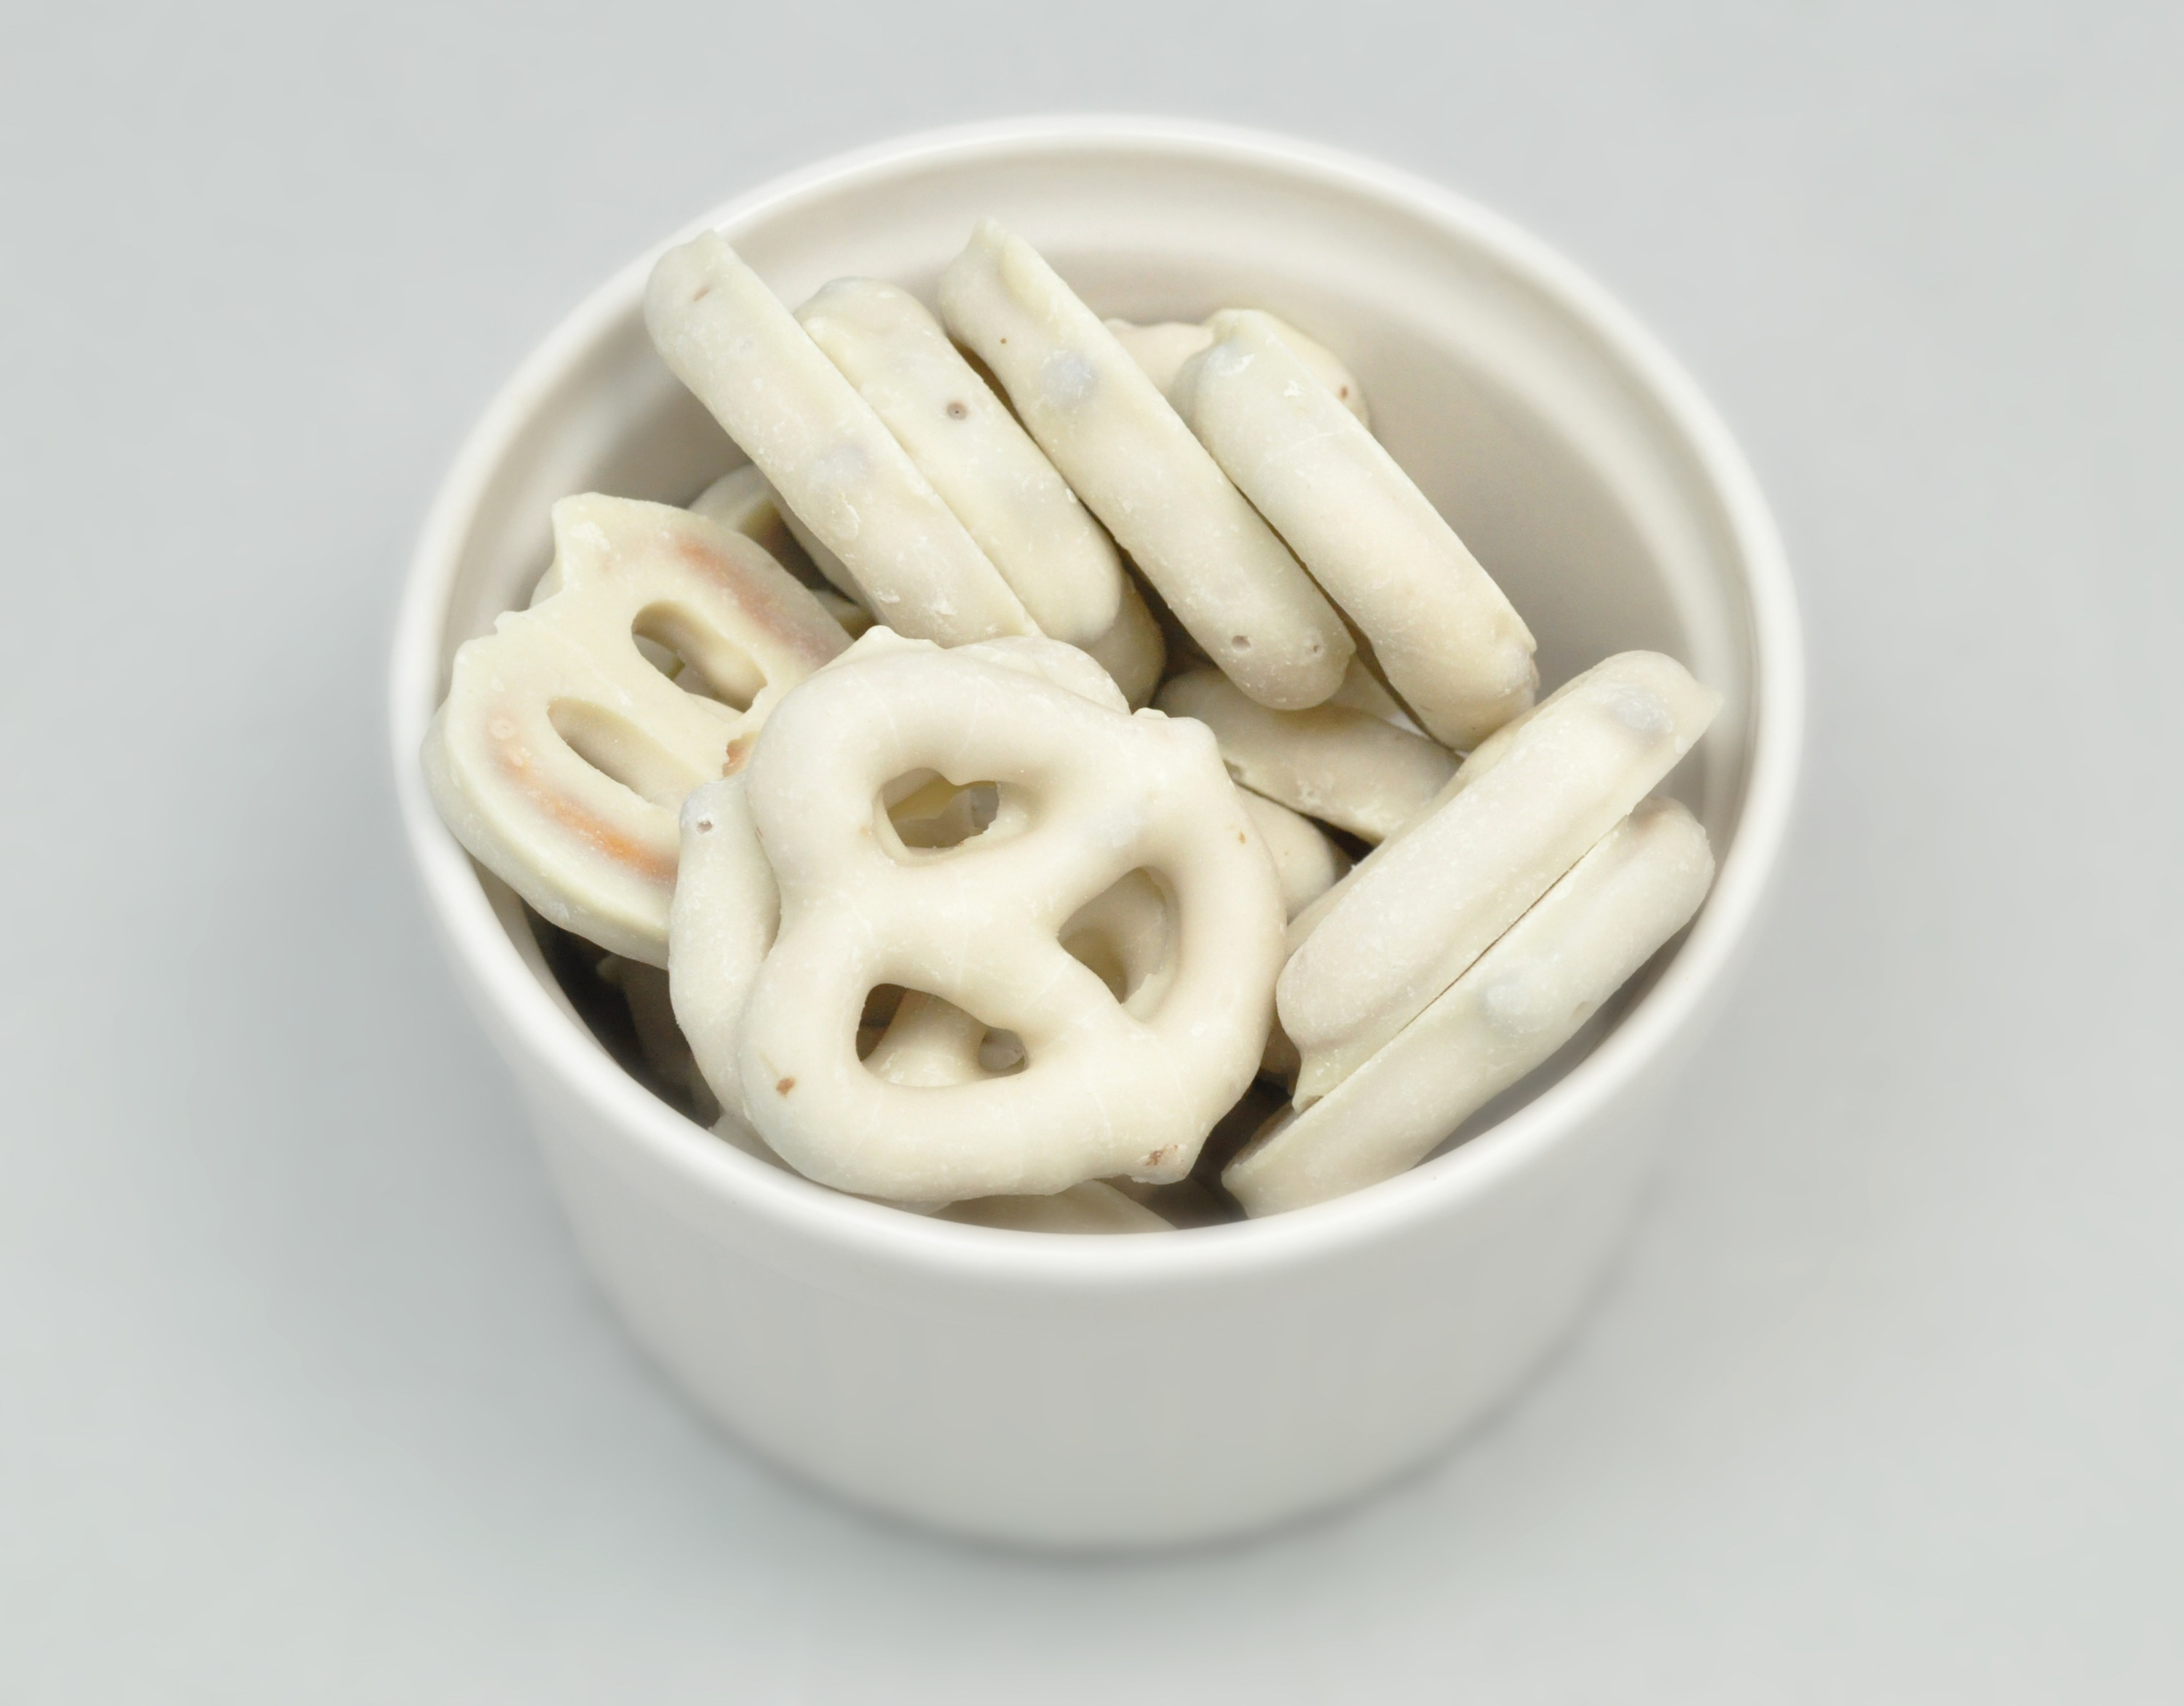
[424,219,1719,1229]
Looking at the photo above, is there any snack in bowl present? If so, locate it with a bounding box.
[422,217,1720,1230]
[793,276,1125,646]
[645,232,1036,644]
[422,493,847,963]
[938,220,1356,709]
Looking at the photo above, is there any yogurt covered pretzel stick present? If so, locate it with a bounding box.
[646,232,1035,645]
[1228,797,1713,1215]
[1278,651,1719,1105]
[1173,309,1538,749]
[796,278,1125,646]
[939,220,1353,710]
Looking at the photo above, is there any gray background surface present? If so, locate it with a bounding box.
[5,2,2180,1699]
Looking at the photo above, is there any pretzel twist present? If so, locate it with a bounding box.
[1278,651,1720,1103]
[1229,797,1714,1215]
[729,638,1286,1203]
[938,219,1353,709]
[1155,666,1457,842]
[423,494,847,963]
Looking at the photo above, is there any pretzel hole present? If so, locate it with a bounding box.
[632,603,765,710]
[978,1029,1027,1073]
[1061,869,1179,1019]
[547,699,694,810]
[877,772,1013,858]
[860,989,1027,1085]
[855,984,907,1059]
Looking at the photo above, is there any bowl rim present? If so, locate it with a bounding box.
[388,114,1804,1289]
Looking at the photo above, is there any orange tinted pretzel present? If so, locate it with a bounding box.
[424,494,846,963]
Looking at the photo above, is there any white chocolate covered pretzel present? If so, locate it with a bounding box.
[863,989,989,1086]
[884,773,1000,850]
[1107,315,1371,427]
[677,625,1186,1162]
[646,233,1035,644]
[696,464,863,603]
[1174,309,1537,749]
[796,278,1125,645]
[1228,797,1713,1214]
[938,220,1353,709]
[1278,651,1720,1104]
[1155,666,1458,842]
[1101,318,1216,398]
[1327,655,1415,725]
[689,465,807,577]
[1236,791,1349,920]
[862,990,1168,1230]
[1080,574,1166,708]
[668,625,1059,1126]
[732,636,1286,1202]
[424,494,847,964]
[775,503,862,599]
[669,773,780,1122]
[690,465,873,634]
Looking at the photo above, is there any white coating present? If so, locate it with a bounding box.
[1107,313,1371,426]
[1236,789,1349,920]
[772,492,862,598]
[423,494,847,964]
[688,465,807,578]
[732,639,1285,1201]
[863,982,1174,1231]
[1155,666,1457,842]
[1078,574,1166,707]
[645,232,1034,644]
[1278,651,1720,1104]
[1328,655,1415,725]
[938,220,1352,708]
[1174,309,1537,749]
[668,773,780,1123]
[797,277,1124,644]
[1229,797,1714,1215]
[690,466,874,633]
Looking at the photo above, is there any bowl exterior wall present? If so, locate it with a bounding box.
[524,1050,1674,1547]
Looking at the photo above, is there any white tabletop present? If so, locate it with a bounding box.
[6,3,2179,1698]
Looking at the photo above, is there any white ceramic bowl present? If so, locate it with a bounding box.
[389,117,1802,1549]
